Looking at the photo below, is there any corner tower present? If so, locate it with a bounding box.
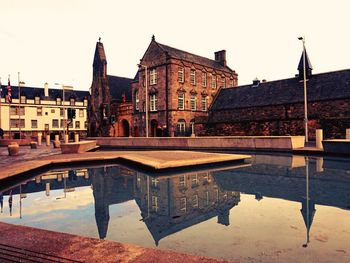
[88,38,112,136]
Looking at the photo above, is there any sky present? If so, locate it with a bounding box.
[1,0,350,91]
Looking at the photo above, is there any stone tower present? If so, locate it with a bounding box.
[88,38,112,136]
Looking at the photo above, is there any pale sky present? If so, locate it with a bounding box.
[1,0,350,91]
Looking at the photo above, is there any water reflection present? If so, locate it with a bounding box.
[1,155,350,251]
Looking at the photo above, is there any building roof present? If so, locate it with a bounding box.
[155,41,235,73]
[93,41,107,66]
[108,75,133,102]
[0,85,89,101]
[211,69,350,111]
[297,50,313,72]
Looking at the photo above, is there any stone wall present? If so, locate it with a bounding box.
[198,98,350,139]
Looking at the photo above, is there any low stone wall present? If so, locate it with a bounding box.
[61,140,97,154]
[93,136,305,151]
[0,138,32,146]
[323,139,350,154]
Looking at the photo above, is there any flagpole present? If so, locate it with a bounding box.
[8,74,11,139]
[18,72,21,140]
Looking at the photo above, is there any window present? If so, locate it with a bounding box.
[190,120,195,135]
[230,78,234,87]
[34,96,40,104]
[192,174,198,186]
[179,175,186,187]
[176,119,186,136]
[211,74,217,89]
[61,119,67,129]
[84,121,88,129]
[201,96,207,111]
[83,99,88,107]
[10,119,24,128]
[31,120,38,129]
[192,195,198,208]
[221,77,226,88]
[10,106,24,115]
[20,95,26,104]
[52,119,59,128]
[152,196,159,212]
[190,69,196,85]
[70,98,75,106]
[135,90,139,111]
[178,93,185,110]
[75,121,80,129]
[180,197,187,212]
[202,72,207,87]
[178,67,184,83]
[150,94,157,111]
[150,69,157,85]
[79,109,84,117]
[37,107,42,116]
[190,94,196,111]
[56,97,62,105]
[51,109,55,113]
[60,108,64,117]
[68,121,73,128]
[151,178,159,187]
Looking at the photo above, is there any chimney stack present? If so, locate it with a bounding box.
[44,82,49,97]
[214,50,226,67]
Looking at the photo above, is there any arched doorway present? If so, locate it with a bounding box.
[121,119,130,137]
[150,119,158,137]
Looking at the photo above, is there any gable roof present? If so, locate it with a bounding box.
[155,41,235,73]
[211,69,350,111]
[108,75,133,102]
[0,85,89,101]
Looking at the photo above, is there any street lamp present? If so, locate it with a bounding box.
[298,36,308,143]
[55,83,67,142]
[137,64,149,137]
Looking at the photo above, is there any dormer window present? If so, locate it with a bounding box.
[34,96,41,104]
[56,97,62,105]
[70,98,75,106]
[20,95,26,104]
[83,99,88,107]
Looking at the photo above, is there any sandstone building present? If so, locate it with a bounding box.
[131,36,238,137]
[0,83,89,140]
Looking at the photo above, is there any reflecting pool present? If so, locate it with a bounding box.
[1,154,350,263]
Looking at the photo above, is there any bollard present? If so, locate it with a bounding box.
[346,128,350,140]
[37,133,42,146]
[54,134,59,142]
[74,133,79,142]
[316,129,323,149]
[8,143,19,156]
[65,134,69,144]
[46,135,50,146]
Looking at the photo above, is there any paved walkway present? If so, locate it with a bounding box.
[0,222,233,263]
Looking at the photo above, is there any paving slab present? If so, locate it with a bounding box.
[0,149,250,180]
[0,222,233,263]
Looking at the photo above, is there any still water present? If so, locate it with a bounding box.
[1,154,350,263]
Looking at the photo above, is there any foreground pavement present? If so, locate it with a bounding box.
[0,222,233,263]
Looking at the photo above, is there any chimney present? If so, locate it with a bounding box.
[214,50,226,67]
[252,78,260,87]
[44,82,49,97]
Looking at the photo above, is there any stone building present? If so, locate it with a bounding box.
[0,83,89,140]
[89,39,133,137]
[198,51,350,139]
[131,36,238,137]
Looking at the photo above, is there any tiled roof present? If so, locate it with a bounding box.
[211,69,350,110]
[156,42,235,73]
[0,85,89,101]
[108,75,133,102]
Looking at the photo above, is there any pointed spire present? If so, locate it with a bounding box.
[297,49,313,79]
[152,34,155,41]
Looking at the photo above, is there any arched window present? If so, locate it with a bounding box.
[135,90,139,111]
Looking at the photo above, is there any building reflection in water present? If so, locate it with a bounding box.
[2,155,350,247]
[90,165,240,244]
